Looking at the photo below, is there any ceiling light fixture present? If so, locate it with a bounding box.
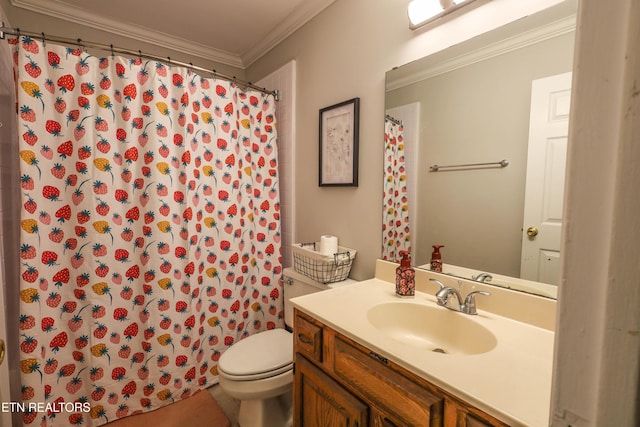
[408,0,477,30]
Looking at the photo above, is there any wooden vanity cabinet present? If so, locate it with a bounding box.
[295,355,369,426]
[293,309,509,427]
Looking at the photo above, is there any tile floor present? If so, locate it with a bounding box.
[208,384,241,426]
[106,389,232,427]
[206,385,294,427]
[13,384,241,427]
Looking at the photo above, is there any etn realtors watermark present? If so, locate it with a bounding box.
[2,401,91,413]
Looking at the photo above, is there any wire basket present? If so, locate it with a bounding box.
[291,242,356,284]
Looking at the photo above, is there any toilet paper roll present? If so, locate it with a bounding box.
[320,235,338,256]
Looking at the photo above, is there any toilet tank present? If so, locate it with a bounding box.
[282,267,357,329]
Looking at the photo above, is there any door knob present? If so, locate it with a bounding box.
[0,339,5,366]
[526,227,539,237]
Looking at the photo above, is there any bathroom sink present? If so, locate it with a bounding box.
[366,302,497,355]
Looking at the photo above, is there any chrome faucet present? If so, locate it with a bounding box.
[435,284,464,311]
[429,278,490,315]
[473,273,493,283]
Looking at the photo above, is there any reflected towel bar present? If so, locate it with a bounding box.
[429,159,509,172]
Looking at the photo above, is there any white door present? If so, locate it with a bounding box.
[520,72,572,284]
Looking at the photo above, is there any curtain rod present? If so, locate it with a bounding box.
[0,25,279,100]
[385,114,402,126]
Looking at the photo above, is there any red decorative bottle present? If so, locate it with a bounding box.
[396,251,415,298]
[430,245,444,272]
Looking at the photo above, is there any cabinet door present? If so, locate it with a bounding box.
[333,335,444,426]
[294,355,368,427]
[445,400,510,427]
[370,409,406,427]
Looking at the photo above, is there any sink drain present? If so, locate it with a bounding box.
[432,348,447,354]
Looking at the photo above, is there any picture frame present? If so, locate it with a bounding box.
[319,97,360,186]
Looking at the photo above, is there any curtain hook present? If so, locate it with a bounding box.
[76,38,84,53]
[138,50,142,61]
[41,32,45,46]
[110,44,114,57]
[167,57,171,68]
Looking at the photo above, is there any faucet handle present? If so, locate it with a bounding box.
[462,291,490,315]
[429,278,446,290]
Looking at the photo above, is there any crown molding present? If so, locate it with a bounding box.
[10,0,335,69]
[387,14,576,91]
[241,0,335,67]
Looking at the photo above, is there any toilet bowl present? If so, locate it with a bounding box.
[217,268,357,427]
[218,329,294,427]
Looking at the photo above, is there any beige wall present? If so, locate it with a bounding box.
[247,0,568,279]
[247,0,400,279]
[386,32,574,276]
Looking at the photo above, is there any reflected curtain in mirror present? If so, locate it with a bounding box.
[382,116,411,261]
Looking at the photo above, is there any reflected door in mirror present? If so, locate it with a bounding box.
[520,72,572,285]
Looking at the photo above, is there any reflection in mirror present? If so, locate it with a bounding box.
[383,0,577,299]
[382,116,412,262]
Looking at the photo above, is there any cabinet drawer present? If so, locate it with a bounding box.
[294,310,323,363]
[333,335,444,426]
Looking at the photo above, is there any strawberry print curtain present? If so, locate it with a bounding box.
[382,117,411,261]
[13,36,282,426]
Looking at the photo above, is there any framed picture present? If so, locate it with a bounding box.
[319,97,360,186]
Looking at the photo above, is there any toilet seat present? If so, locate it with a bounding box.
[218,328,293,381]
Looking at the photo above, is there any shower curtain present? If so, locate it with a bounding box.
[13,36,282,426]
[382,117,411,261]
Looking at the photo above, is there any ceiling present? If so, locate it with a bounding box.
[10,0,337,69]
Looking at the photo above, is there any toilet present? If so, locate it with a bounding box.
[217,267,356,427]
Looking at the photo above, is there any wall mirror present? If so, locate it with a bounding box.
[384,0,578,299]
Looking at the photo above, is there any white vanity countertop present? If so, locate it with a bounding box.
[290,278,554,427]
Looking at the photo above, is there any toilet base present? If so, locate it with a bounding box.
[238,391,292,427]
[218,369,293,427]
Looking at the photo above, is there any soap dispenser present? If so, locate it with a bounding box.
[430,245,444,272]
[396,250,415,298]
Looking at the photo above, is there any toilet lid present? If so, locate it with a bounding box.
[218,328,293,377]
